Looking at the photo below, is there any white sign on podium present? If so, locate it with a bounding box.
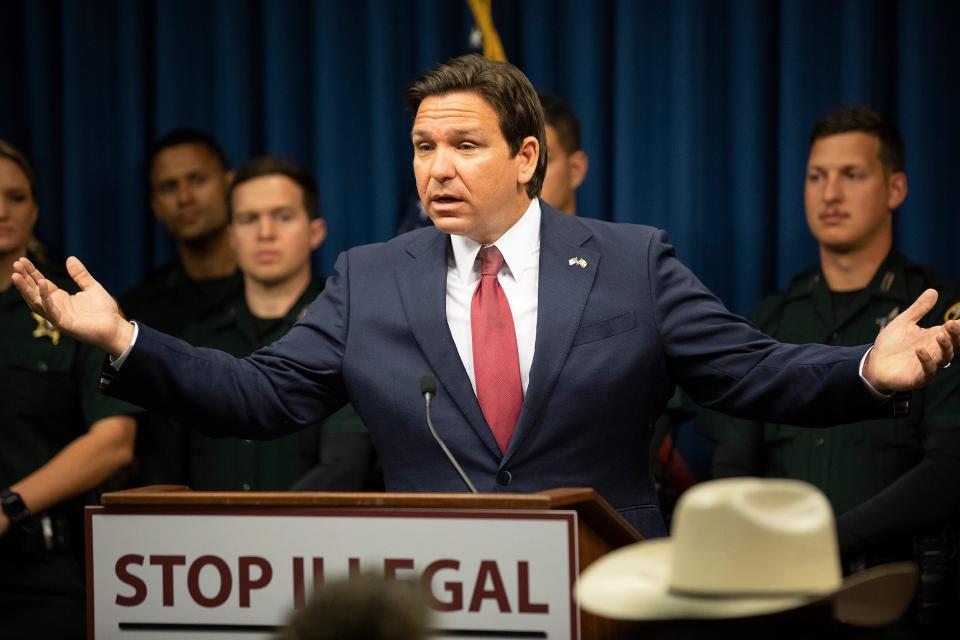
[87,507,579,639]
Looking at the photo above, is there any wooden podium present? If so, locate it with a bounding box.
[87,487,641,639]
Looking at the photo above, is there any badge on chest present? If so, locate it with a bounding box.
[32,312,61,346]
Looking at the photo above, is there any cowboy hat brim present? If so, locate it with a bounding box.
[576,540,916,627]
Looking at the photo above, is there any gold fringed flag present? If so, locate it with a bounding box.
[466,0,507,61]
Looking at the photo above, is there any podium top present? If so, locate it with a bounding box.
[99,486,642,546]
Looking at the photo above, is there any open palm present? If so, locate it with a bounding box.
[12,256,131,356]
[865,289,960,393]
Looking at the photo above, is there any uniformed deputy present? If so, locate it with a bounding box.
[120,128,243,337]
[0,141,139,637]
[175,155,374,492]
[119,129,243,486]
[700,107,960,627]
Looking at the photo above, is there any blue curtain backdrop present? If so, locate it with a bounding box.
[1,0,957,313]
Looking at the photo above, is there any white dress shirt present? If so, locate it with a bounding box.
[446,198,540,394]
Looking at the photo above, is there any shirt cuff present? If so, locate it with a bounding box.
[859,346,891,401]
[108,321,139,369]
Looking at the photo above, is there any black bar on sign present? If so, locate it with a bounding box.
[119,623,280,633]
[119,623,547,638]
[428,630,548,638]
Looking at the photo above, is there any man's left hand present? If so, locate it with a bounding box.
[864,289,960,394]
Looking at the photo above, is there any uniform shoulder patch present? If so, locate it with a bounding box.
[945,301,960,323]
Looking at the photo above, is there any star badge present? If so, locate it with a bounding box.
[945,301,960,323]
[32,313,60,346]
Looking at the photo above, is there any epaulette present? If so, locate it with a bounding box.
[897,255,960,323]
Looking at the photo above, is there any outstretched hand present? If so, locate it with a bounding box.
[11,256,134,357]
[863,289,960,394]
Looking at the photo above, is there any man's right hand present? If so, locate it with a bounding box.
[12,256,134,358]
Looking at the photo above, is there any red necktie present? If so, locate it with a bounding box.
[471,246,523,453]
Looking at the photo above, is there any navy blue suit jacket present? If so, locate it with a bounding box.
[109,204,888,538]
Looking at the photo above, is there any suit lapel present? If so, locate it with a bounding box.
[505,209,598,461]
[395,230,502,457]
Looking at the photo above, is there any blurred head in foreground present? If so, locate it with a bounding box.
[277,574,429,640]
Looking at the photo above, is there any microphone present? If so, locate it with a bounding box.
[420,374,477,493]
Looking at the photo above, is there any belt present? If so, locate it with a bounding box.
[0,511,76,557]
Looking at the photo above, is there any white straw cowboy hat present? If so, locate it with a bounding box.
[577,478,916,627]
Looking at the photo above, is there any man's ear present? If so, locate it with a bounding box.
[887,171,908,210]
[308,217,327,250]
[516,135,540,188]
[569,149,589,190]
[223,169,236,188]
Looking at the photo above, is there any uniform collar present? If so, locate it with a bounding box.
[449,198,541,283]
[785,250,910,303]
[213,276,325,333]
[0,283,20,307]
[863,250,910,303]
[784,250,911,333]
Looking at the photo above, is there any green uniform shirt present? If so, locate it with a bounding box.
[700,251,960,516]
[0,264,140,492]
[0,261,139,629]
[178,277,368,491]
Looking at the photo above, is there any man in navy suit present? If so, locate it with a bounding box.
[12,55,960,538]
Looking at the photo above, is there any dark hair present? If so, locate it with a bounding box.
[227,156,320,220]
[407,54,546,198]
[147,128,230,178]
[0,139,38,202]
[277,575,428,640]
[809,107,905,173]
[539,94,582,154]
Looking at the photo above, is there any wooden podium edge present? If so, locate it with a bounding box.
[104,486,551,507]
[100,485,641,548]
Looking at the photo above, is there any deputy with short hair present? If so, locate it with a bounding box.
[122,128,242,335]
[700,106,960,626]
[538,94,589,216]
[179,157,373,491]
[120,128,244,486]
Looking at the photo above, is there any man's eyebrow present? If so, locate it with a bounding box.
[808,162,865,172]
[411,127,483,138]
